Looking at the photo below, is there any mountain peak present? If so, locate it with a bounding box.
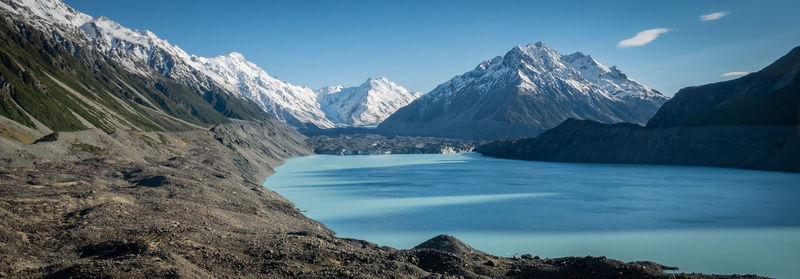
[79,14,181,64]
[82,15,167,43]
[316,85,344,95]
[532,41,548,48]
[366,76,390,85]
[508,42,560,59]
[501,41,565,73]
[563,51,601,68]
[379,43,668,139]
[470,43,662,101]
[87,15,124,30]
[226,51,246,61]
[566,51,590,59]
[6,0,93,27]
[318,77,422,127]
[511,41,552,53]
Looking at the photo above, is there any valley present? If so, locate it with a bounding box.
[0,0,797,278]
[3,120,760,278]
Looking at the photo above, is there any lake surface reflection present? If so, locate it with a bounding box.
[265,153,800,278]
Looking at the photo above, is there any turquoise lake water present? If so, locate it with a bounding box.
[264,153,800,278]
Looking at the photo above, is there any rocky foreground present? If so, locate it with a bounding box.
[0,120,766,278]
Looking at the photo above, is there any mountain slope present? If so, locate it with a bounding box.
[75,9,333,128]
[0,14,225,134]
[2,0,335,128]
[647,46,800,128]
[477,119,800,172]
[478,46,800,172]
[378,42,668,139]
[0,0,274,127]
[193,52,333,128]
[0,0,300,144]
[0,0,91,29]
[316,77,423,127]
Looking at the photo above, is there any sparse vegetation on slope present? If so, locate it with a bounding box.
[0,15,271,138]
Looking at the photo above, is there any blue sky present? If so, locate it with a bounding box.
[65,0,799,96]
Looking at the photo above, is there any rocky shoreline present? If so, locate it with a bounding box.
[0,120,767,278]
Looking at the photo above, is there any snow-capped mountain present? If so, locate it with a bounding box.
[561,51,663,100]
[193,52,332,127]
[379,42,669,139]
[1,0,335,128]
[2,1,664,133]
[316,77,423,127]
[79,15,333,127]
[0,0,91,29]
[79,16,209,85]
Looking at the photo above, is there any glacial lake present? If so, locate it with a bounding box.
[264,153,800,278]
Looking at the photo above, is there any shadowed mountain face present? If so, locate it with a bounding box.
[478,46,800,173]
[378,42,668,140]
[647,46,800,128]
[477,119,800,172]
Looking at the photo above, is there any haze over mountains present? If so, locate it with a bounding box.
[379,42,669,139]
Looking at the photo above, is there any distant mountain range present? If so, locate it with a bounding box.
[316,77,422,127]
[378,42,668,139]
[18,0,796,156]
[0,0,421,130]
[477,46,800,172]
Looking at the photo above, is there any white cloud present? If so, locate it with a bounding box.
[721,71,749,77]
[617,28,671,48]
[700,11,730,21]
